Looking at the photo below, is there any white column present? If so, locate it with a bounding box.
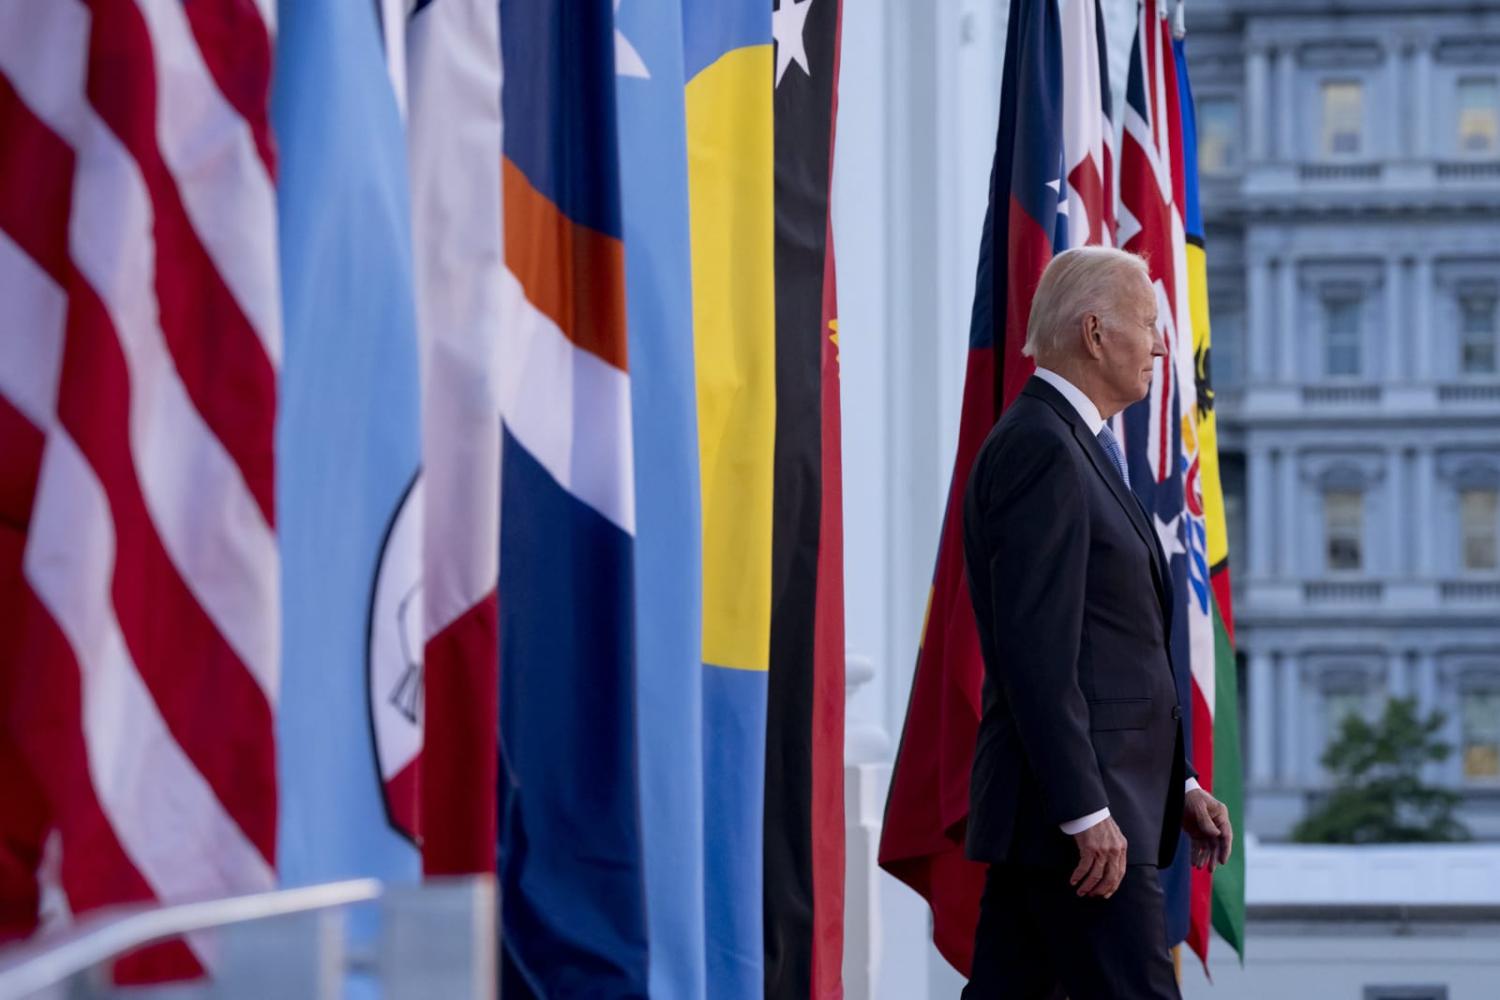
[1400,41,1419,154]
[1415,446,1438,577]
[1247,45,1270,163]
[1385,448,1403,577]
[1248,443,1274,578]
[1387,649,1409,700]
[878,0,946,755]
[1250,648,1276,786]
[1443,673,1465,786]
[1402,447,1419,575]
[1384,257,1404,380]
[1278,257,1299,382]
[1248,255,1273,382]
[1414,256,1435,381]
[1278,447,1301,578]
[1413,42,1433,159]
[1278,652,1302,786]
[1417,651,1438,716]
[844,654,890,763]
[1276,44,1298,162]
[1415,651,1443,783]
[1385,44,1403,160]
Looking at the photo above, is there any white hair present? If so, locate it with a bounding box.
[1021,246,1151,360]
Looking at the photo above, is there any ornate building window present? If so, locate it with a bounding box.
[1324,292,1363,377]
[1206,272,1243,388]
[1198,96,1240,174]
[1459,290,1497,375]
[1457,76,1499,155]
[1461,686,1500,784]
[1440,454,1500,575]
[1321,80,1363,157]
[1324,689,1366,735]
[1325,490,1364,571]
[1315,664,1376,780]
[1460,488,1499,571]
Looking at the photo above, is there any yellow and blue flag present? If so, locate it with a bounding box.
[683,2,776,994]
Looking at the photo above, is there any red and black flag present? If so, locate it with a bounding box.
[765,0,846,997]
[878,0,1117,976]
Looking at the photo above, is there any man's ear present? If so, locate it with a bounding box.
[1081,313,1105,360]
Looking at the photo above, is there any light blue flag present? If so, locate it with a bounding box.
[272,0,422,895]
[614,1,707,996]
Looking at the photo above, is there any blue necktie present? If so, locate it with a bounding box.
[1096,425,1130,489]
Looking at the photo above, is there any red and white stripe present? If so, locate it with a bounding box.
[0,0,279,978]
[1059,0,1113,249]
[405,0,504,875]
[1118,0,1188,486]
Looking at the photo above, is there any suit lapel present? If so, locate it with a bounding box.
[1020,378,1171,612]
[1131,489,1174,622]
[1070,422,1170,599]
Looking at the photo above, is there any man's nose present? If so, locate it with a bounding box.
[1151,332,1167,357]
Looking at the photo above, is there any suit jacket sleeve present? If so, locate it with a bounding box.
[980,427,1109,827]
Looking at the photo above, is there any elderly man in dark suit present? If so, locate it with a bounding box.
[960,246,1233,999]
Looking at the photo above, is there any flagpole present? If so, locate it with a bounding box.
[1173,0,1186,40]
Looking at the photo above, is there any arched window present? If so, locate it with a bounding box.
[1457,666,1500,785]
[1442,455,1500,574]
[1311,461,1375,573]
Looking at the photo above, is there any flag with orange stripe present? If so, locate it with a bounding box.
[495,0,648,991]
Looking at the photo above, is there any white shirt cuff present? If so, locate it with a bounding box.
[1059,807,1111,836]
[1060,781,1200,835]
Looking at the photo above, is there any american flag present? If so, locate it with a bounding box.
[0,0,279,980]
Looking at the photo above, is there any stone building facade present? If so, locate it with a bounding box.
[1186,0,1500,839]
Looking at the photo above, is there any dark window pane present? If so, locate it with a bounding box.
[1325,490,1363,571]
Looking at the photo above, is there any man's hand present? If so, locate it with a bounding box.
[1183,788,1233,871]
[1070,816,1127,898]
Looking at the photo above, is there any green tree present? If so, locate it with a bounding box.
[1293,696,1470,844]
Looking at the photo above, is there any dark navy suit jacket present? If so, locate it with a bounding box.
[961,375,1192,868]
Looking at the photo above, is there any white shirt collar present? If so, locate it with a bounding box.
[1034,367,1105,434]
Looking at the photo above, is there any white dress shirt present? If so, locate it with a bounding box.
[1032,368,1202,836]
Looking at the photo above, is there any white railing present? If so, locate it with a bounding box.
[1435,160,1500,182]
[1297,162,1381,182]
[1437,382,1500,404]
[0,877,496,1000]
[1300,384,1381,406]
[1303,580,1383,603]
[844,651,891,1000]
